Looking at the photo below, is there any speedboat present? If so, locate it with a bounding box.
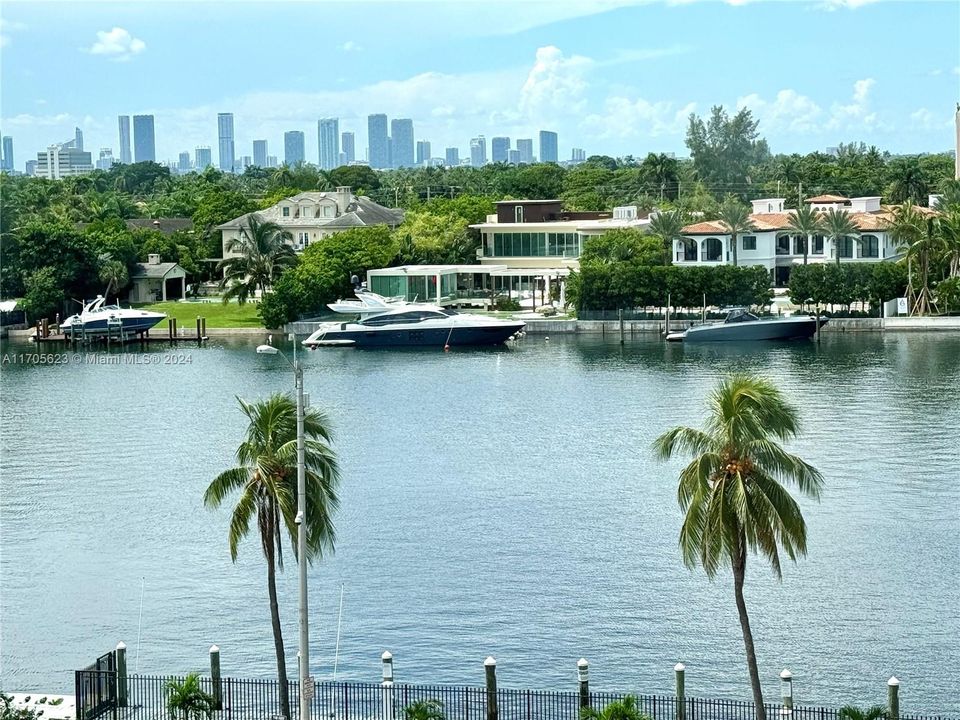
[303,292,525,348]
[666,308,827,343]
[61,296,167,336]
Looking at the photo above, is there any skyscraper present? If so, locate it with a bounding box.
[571,148,586,163]
[539,130,558,163]
[133,115,156,163]
[470,136,487,167]
[178,151,191,173]
[516,138,534,164]
[318,118,339,170]
[218,113,235,172]
[508,149,520,165]
[253,140,268,167]
[367,114,389,169]
[195,146,212,169]
[118,116,132,164]
[74,127,84,152]
[390,118,415,168]
[341,131,355,164]
[267,155,278,168]
[416,140,431,166]
[491,137,510,164]
[284,131,305,165]
[1,136,13,171]
[96,148,115,170]
[445,148,460,167]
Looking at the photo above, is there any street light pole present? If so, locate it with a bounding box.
[294,339,311,720]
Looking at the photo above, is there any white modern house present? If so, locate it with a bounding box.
[675,194,937,286]
[469,199,650,302]
[217,187,404,258]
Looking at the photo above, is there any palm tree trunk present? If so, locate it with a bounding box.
[731,233,738,267]
[266,535,291,719]
[732,543,766,720]
[803,234,809,265]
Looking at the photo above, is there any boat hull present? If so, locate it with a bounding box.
[683,316,827,343]
[62,315,165,335]
[305,322,524,348]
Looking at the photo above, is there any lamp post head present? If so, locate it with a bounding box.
[577,659,589,682]
[888,677,900,687]
[116,641,127,651]
[675,663,685,673]
[256,344,279,355]
[780,669,793,681]
[382,651,394,681]
[484,656,496,667]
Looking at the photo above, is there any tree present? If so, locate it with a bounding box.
[717,198,756,267]
[887,203,937,315]
[98,257,129,299]
[653,375,823,720]
[837,706,886,720]
[329,165,381,192]
[580,696,649,720]
[217,213,298,304]
[786,203,824,266]
[887,156,929,205]
[204,394,340,720]
[21,266,65,321]
[639,153,680,200]
[647,210,686,264]
[191,189,259,259]
[403,700,445,720]
[686,107,768,196]
[165,673,216,720]
[937,207,960,278]
[821,208,860,267]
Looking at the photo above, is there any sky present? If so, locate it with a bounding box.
[0,0,958,169]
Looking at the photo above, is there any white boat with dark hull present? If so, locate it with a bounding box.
[666,308,827,343]
[303,292,525,348]
[61,297,167,336]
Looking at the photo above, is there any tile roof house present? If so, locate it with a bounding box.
[676,195,938,287]
[217,187,404,258]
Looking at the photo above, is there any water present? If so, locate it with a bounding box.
[2,334,958,712]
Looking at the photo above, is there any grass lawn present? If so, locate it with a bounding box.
[134,300,265,328]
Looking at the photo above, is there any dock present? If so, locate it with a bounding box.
[31,317,209,346]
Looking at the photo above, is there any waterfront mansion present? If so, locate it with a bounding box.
[676,194,940,286]
[217,187,404,257]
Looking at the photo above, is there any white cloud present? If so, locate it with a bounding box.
[88,27,146,61]
[0,18,26,47]
[582,97,695,139]
[737,88,823,133]
[816,0,882,10]
[827,77,879,129]
[340,40,362,52]
[519,46,593,121]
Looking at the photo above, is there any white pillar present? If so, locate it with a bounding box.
[381,652,394,720]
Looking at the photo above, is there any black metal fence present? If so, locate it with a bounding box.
[74,673,957,720]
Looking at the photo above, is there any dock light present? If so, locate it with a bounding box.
[382,651,394,682]
[780,669,793,713]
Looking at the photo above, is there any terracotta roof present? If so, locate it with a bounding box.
[681,220,727,234]
[681,205,937,235]
[805,194,849,204]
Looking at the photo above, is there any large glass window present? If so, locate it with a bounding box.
[812,235,824,255]
[703,238,722,261]
[742,235,757,251]
[859,235,879,258]
[837,237,854,258]
[776,235,790,255]
[793,235,807,255]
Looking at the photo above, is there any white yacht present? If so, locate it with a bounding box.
[303,292,525,348]
[61,297,167,336]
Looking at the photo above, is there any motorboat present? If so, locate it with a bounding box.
[665,308,827,343]
[303,292,525,348]
[61,296,167,336]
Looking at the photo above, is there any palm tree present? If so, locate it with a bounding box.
[937,208,960,278]
[786,203,824,266]
[403,700,446,720]
[717,198,756,267]
[648,209,686,265]
[653,375,823,720]
[217,213,298,305]
[821,208,860,267]
[837,705,886,720]
[204,394,340,720]
[580,695,650,720]
[165,673,216,720]
[270,164,294,190]
[887,203,939,315]
[98,256,129,299]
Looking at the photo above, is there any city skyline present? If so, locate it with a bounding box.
[1,1,957,165]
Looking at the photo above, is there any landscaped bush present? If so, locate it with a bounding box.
[788,262,907,311]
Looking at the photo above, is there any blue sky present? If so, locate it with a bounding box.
[1,0,958,168]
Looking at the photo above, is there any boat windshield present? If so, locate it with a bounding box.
[441,308,459,317]
[724,309,759,323]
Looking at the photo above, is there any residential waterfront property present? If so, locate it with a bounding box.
[128,254,187,303]
[218,187,404,259]
[469,199,649,301]
[675,194,936,286]
[367,264,510,305]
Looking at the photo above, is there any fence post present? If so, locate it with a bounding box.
[674,663,685,720]
[887,677,899,720]
[484,657,498,720]
[577,659,589,710]
[210,645,222,710]
[382,652,395,720]
[116,642,128,708]
[780,670,793,714]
